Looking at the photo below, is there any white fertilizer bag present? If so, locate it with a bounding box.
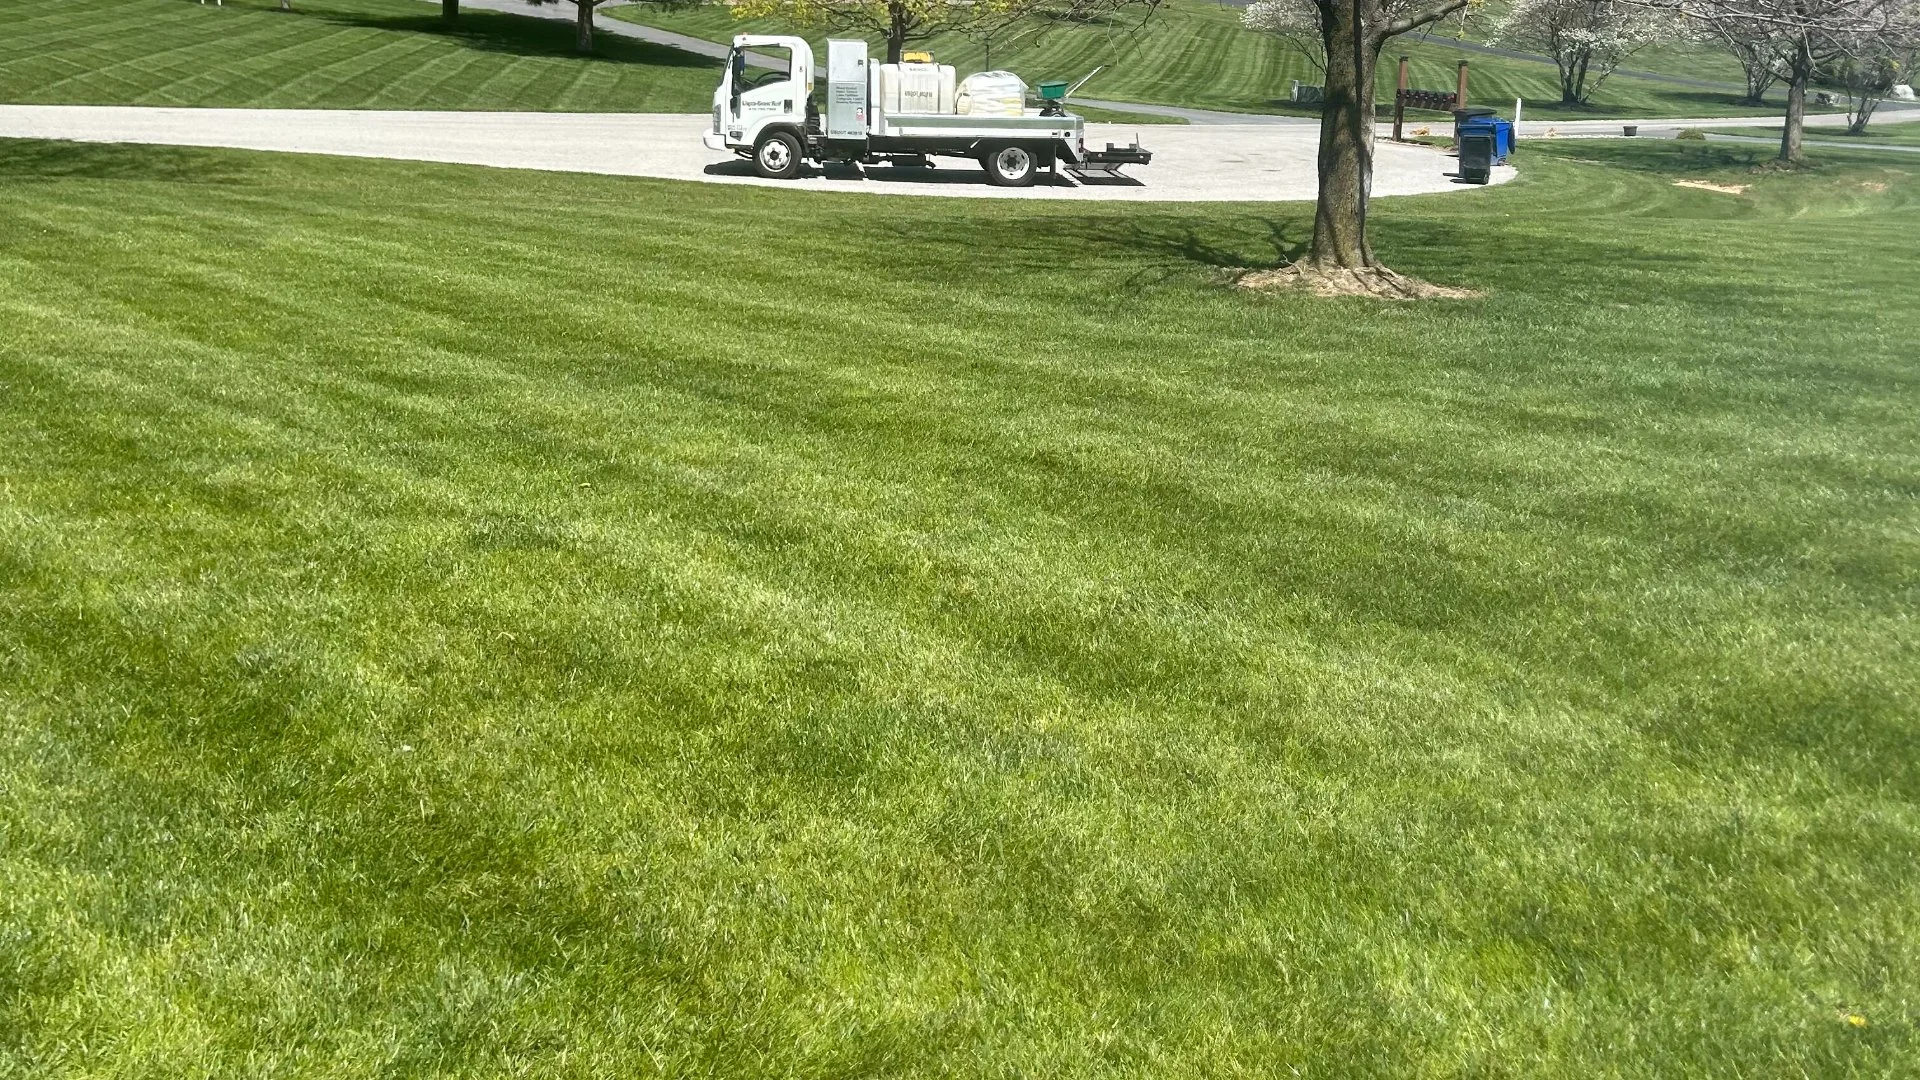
[955,71,1027,116]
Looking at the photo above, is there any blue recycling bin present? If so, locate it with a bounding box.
[1453,109,1514,164]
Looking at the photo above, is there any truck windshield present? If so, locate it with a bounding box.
[728,48,745,96]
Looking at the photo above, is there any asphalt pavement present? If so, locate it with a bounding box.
[11,0,1915,199]
[0,105,1512,201]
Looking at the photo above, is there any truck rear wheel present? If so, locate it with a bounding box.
[980,143,1037,187]
[753,130,803,180]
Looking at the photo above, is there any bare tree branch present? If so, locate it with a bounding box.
[1380,0,1470,39]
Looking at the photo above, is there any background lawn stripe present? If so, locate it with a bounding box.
[0,0,717,113]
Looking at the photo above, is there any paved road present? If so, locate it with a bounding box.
[0,0,1503,202]
[18,0,1911,199]
[0,105,1512,201]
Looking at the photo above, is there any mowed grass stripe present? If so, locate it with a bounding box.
[0,0,717,112]
[19,18,353,105]
[13,9,320,101]
[130,26,387,106]
[268,36,445,108]
[384,48,498,111]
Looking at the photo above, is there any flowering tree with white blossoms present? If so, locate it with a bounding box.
[1624,0,1920,160]
[1493,0,1678,104]
[1242,0,1327,71]
[1702,16,1786,102]
[1836,27,1920,132]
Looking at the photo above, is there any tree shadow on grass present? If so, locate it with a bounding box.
[0,138,263,185]
[980,200,1782,311]
[1541,140,1774,176]
[294,6,719,68]
[1105,216,1309,289]
[1521,89,1769,120]
[1640,88,1778,114]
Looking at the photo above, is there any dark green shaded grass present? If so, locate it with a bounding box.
[612,0,1785,119]
[2,137,1918,1077]
[1706,121,1920,147]
[0,0,717,111]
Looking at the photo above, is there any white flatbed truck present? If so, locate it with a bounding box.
[701,36,1150,187]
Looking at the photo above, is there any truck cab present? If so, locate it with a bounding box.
[702,36,815,176]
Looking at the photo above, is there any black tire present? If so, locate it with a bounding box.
[980,142,1038,187]
[753,130,803,180]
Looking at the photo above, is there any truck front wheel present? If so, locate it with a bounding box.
[753,131,803,180]
[980,143,1037,187]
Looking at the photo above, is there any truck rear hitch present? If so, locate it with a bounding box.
[1067,140,1152,179]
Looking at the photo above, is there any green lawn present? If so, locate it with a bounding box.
[612,0,1784,119]
[3,136,1918,1077]
[0,0,1789,120]
[1707,120,1920,147]
[0,0,717,111]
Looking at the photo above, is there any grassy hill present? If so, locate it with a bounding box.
[1392,0,1750,86]
[3,135,1917,1077]
[0,0,1791,119]
[0,0,718,111]
[612,0,1782,118]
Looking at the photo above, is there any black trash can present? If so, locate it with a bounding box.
[1451,106,1495,148]
[1458,132,1495,184]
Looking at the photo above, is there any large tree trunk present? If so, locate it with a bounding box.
[1310,0,1381,269]
[1556,44,1578,104]
[1845,65,1884,135]
[1742,60,1775,106]
[1847,99,1878,136]
[443,0,458,22]
[1780,38,1810,164]
[886,1,909,64]
[575,0,594,55]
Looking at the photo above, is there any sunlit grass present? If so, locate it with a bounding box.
[1,138,1917,1077]
[0,0,718,111]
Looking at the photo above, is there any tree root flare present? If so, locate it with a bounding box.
[1234,264,1482,300]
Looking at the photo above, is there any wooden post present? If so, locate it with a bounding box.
[1455,60,1469,109]
[1393,56,1409,141]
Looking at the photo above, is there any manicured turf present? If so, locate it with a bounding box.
[0,0,717,111]
[2,136,1917,1077]
[612,0,1783,118]
[1707,120,1920,147]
